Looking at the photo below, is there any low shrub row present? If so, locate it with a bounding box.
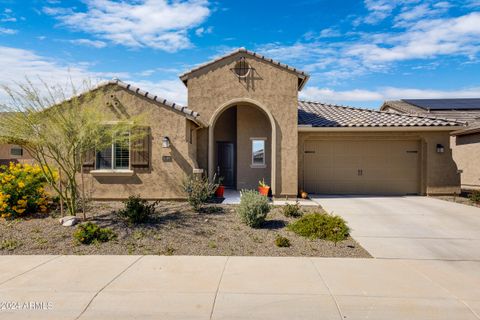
[287,213,350,244]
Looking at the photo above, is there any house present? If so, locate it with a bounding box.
[381,99,480,190]
[0,48,466,199]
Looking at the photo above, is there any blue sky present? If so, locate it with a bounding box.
[0,0,479,108]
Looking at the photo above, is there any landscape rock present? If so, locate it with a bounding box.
[59,216,78,227]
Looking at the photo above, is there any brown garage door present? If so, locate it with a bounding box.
[303,140,420,195]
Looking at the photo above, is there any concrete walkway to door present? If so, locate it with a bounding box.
[312,195,480,260]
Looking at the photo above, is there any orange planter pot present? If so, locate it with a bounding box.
[215,185,225,198]
[258,186,270,196]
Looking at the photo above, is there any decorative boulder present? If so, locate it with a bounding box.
[59,216,78,227]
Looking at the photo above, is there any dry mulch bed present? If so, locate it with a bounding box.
[0,201,371,257]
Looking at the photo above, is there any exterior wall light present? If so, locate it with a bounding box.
[162,136,171,148]
[436,144,445,153]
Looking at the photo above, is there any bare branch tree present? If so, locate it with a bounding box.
[0,78,145,217]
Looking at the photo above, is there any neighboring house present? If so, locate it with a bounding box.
[0,49,466,199]
[381,99,480,190]
[0,144,31,166]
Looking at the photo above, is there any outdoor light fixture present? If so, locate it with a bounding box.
[162,136,171,148]
[436,144,445,153]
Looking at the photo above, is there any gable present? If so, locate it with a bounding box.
[179,48,309,90]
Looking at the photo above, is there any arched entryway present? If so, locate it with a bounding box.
[208,99,276,193]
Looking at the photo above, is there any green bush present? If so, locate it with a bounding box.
[73,222,116,245]
[182,175,219,212]
[0,239,20,251]
[282,201,303,217]
[275,235,291,247]
[117,195,158,224]
[237,190,271,228]
[287,213,350,243]
[468,190,480,204]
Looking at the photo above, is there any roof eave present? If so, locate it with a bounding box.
[451,127,480,136]
[298,125,466,132]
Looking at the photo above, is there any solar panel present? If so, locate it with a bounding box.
[402,99,480,110]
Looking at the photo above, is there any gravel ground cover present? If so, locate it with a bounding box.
[0,201,370,257]
[432,195,480,208]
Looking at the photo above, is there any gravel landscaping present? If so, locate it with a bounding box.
[0,201,370,257]
[432,194,480,208]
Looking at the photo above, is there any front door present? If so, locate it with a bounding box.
[217,142,235,188]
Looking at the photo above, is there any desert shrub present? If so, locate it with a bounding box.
[237,190,271,228]
[287,212,350,243]
[0,162,54,219]
[282,201,303,217]
[275,235,291,247]
[182,175,219,212]
[0,239,20,251]
[73,222,116,245]
[117,195,158,224]
[468,190,480,204]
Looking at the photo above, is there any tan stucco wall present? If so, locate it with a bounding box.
[81,85,198,200]
[187,52,299,196]
[452,133,480,190]
[298,130,461,195]
[0,144,33,166]
[236,105,271,190]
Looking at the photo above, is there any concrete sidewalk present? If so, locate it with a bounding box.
[1,255,479,319]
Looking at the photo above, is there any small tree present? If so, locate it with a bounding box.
[0,78,145,218]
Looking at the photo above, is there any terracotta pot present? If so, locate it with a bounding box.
[300,191,308,199]
[215,185,225,198]
[258,186,270,196]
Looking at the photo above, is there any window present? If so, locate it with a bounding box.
[10,146,23,157]
[233,59,250,78]
[251,138,266,166]
[96,132,130,170]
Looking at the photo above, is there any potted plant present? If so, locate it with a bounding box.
[258,178,270,196]
[215,176,225,198]
[300,190,308,199]
[215,184,225,198]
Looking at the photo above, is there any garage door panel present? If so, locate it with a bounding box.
[303,140,420,195]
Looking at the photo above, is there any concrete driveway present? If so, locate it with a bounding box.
[313,196,480,260]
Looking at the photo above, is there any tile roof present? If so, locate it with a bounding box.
[104,79,200,119]
[298,100,465,128]
[179,48,310,90]
[381,100,480,124]
[451,121,480,136]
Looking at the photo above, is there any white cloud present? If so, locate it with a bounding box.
[138,67,181,77]
[0,46,125,102]
[347,12,480,63]
[360,0,399,25]
[0,27,16,34]
[1,8,17,22]
[195,26,213,37]
[0,45,187,106]
[44,0,211,52]
[301,85,480,106]
[256,10,480,83]
[68,38,107,48]
[130,79,187,105]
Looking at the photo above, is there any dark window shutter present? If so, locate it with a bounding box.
[131,126,151,172]
[82,149,95,173]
